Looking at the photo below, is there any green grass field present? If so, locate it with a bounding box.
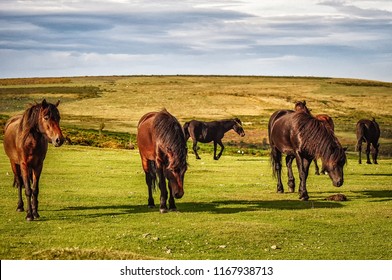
[0,76,391,260]
[0,146,391,260]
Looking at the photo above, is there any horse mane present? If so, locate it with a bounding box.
[153,109,188,170]
[19,103,43,143]
[293,112,345,163]
[233,118,242,125]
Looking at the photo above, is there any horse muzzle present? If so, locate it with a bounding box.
[52,135,65,147]
[174,189,184,199]
[333,179,343,187]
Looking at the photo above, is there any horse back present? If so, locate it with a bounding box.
[269,111,299,155]
[3,116,23,163]
[186,120,211,142]
[268,110,293,139]
[137,112,157,162]
[356,119,380,144]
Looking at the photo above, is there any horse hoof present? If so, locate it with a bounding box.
[160,208,168,214]
[33,213,40,219]
[288,187,295,193]
[169,208,178,212]
[16,208,24,212]
[277,190,284,194]
[148,205,155,209]
[26,216,34,221]
[300,196,309,201]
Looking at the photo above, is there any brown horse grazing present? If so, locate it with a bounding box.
[137,109,188,213]
[3,100,64,221]
[294,101,335,174]
[356,118,380,164]
[268,110,346,200]
[183,118,245,160]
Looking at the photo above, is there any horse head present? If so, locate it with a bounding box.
[233,118,245,137]
[162,146,187,199]
[38,99,64,147]
[323,147,347,187]
[294,101,311,114]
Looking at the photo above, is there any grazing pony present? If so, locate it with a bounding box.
[294,101,335,174]
[268,109,346,200]
[183,118,245,160]
[3,100,64,221]
[356,118,380,164]
[137,109,188,213]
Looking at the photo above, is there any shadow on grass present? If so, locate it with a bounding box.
[57,199,344,218]
[363,173,392,177]
[351,190,392,202]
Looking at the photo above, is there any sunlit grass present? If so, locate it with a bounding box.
[0,145,391,260]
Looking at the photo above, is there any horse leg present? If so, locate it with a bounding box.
[157,168,168,213]
[286,155,295,192]
[168,186,177,211]
[215,140,224,160]
[371,143,379,164]
[11,163,24,212]
[314,159,320,175]
[357,141,362,164]
[146,172,155,208]
[271,148,284,193]
[365,142,372,164]
[142,159,155,208]
[20,163,33,221]
[193,140,201,160]
[296,156,311,201]
[31,165,43,219]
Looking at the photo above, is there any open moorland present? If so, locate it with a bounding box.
[0,75,391,259]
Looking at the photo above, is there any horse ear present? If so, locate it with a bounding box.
[42,99,48,108]
[343,147,348,152]
[55,100,61,107]
[303,100,306,105]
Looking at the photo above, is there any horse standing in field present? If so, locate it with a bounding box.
[137,109,188,213]
[294,101,335,175]
[183,118,245,160]
[356,118,380,164]
[268,108,346,200]
[3,100,64,221]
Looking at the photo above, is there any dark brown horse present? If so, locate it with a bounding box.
[183,118,245,160]
[268,109,346,200]
[294,101,335,174]
[137,109,188,213]
[3,100,64,221]
[356,118,380,164]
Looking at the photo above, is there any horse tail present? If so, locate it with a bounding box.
[356,122,367,151]
[183,121,190,141]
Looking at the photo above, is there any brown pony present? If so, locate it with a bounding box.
[356,118,380,164]
[183,118,245,160]
[268,108,346,200]
[294,101,335,174]
[137,109,188,213]
[3,100,64,221]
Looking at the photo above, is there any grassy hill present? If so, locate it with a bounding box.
[1,75,392,156]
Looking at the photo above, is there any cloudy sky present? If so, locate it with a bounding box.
[0,0,391,81]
